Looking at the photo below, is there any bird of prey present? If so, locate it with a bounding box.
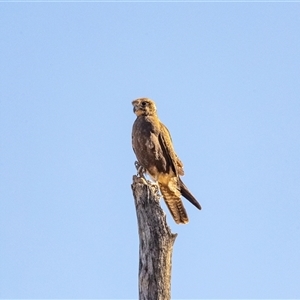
[131,97,201,224]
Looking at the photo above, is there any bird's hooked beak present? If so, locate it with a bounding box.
[133,103,144,116]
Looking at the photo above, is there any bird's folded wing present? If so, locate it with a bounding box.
[158,123,178,176]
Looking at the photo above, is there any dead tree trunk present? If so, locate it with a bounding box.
[131,175,177,300]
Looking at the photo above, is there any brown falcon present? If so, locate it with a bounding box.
[132,97,201,224]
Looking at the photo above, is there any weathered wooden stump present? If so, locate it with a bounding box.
[131,175,177,300]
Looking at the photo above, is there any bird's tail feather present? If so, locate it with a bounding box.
[159,184,189,224]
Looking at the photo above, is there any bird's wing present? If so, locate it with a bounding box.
[159,122,201,210]
[158,122,181,176]
[179,177,202,210]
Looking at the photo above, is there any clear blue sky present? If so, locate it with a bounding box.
[1,2,300,299]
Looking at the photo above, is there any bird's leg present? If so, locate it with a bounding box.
[134,160,140,171]
[150,181,161,200]
[134,161,160,199]
[134,161,146,179]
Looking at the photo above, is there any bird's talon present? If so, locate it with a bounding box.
[134,161,140,170]
[135,161,146,179]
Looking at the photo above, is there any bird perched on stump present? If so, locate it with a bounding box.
[131,97,201,224]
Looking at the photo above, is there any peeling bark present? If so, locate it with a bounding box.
[131,175,177,300]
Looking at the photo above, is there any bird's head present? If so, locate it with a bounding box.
[132,98,157,117]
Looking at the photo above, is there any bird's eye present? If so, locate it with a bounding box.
[141,101,147,106]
